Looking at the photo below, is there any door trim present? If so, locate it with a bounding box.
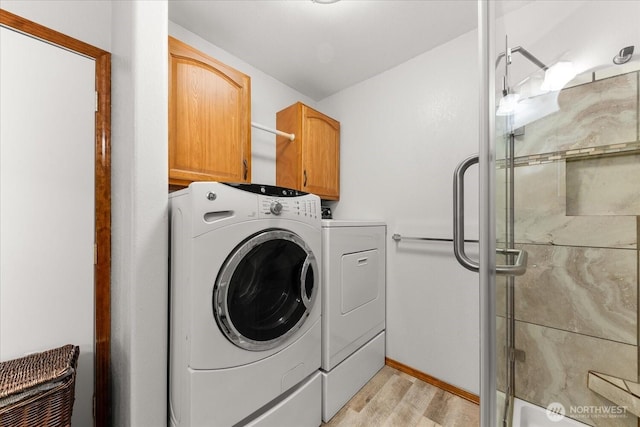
[0,9,111,427]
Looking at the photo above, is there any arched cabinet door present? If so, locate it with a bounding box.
[302,106,340,200]
[276,102,340,201]
[168,36,251,189]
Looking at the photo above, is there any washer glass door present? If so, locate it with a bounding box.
[214,229,318,351]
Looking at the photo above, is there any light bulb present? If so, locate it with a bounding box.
[541,61,576,92]
[496,93,521,116]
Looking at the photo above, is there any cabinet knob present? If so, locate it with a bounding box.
[243,159,248,181]
[303,170,307,187]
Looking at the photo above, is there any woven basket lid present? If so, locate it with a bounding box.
[0,345,79,398]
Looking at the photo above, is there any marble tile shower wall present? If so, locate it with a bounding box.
[497,70,640,426]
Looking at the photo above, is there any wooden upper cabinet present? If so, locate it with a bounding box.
[276,102,340,200]
[168,36,251,188]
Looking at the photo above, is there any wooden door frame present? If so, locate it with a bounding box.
[0,9,111,426]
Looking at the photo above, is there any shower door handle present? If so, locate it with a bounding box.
[453,154,528,276]
[453,155,480,272]
[495,248,528,276]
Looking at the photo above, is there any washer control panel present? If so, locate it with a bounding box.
[222,182,307,197]
[259,196,320,220]
[200,182,321,223]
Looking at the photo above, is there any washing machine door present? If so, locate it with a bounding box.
[213,229,318,351]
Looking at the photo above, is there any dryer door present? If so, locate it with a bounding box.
[213,229,318,351]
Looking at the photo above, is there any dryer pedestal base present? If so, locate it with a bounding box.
[321,331,385,422]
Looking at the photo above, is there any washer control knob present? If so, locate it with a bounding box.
[270,201,283,215]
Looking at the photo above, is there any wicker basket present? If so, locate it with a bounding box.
[0,345,79,427]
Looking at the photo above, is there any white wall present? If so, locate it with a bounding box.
[1,25,96,427]
[111,1,168,426]
[318,30,481,394]
[169,22,317,185]
[0,0,111,51]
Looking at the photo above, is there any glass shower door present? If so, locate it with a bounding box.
[480,1,640,426]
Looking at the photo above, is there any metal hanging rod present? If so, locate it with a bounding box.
[251,122,295,141]
[392,233,479,243]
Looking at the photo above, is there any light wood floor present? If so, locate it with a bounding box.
[321,365,480,427]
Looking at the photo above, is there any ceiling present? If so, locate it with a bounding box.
[168,1,529,102]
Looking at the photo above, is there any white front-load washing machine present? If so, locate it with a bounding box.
[321,220,386,422]
[169,182,322,427]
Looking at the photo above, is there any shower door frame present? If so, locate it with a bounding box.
[478,1,498,426]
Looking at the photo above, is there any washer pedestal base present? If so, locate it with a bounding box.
[243,372,321,427]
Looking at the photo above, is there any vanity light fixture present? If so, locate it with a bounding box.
[540,61,576,92]
[496,46,577,93]
[496,93,521,116]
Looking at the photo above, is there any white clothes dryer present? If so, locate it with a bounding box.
[321,220,386,422]
[169,182,322,427]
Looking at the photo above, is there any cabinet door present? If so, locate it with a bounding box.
[169,37,251,187]
[302,106,340,200]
